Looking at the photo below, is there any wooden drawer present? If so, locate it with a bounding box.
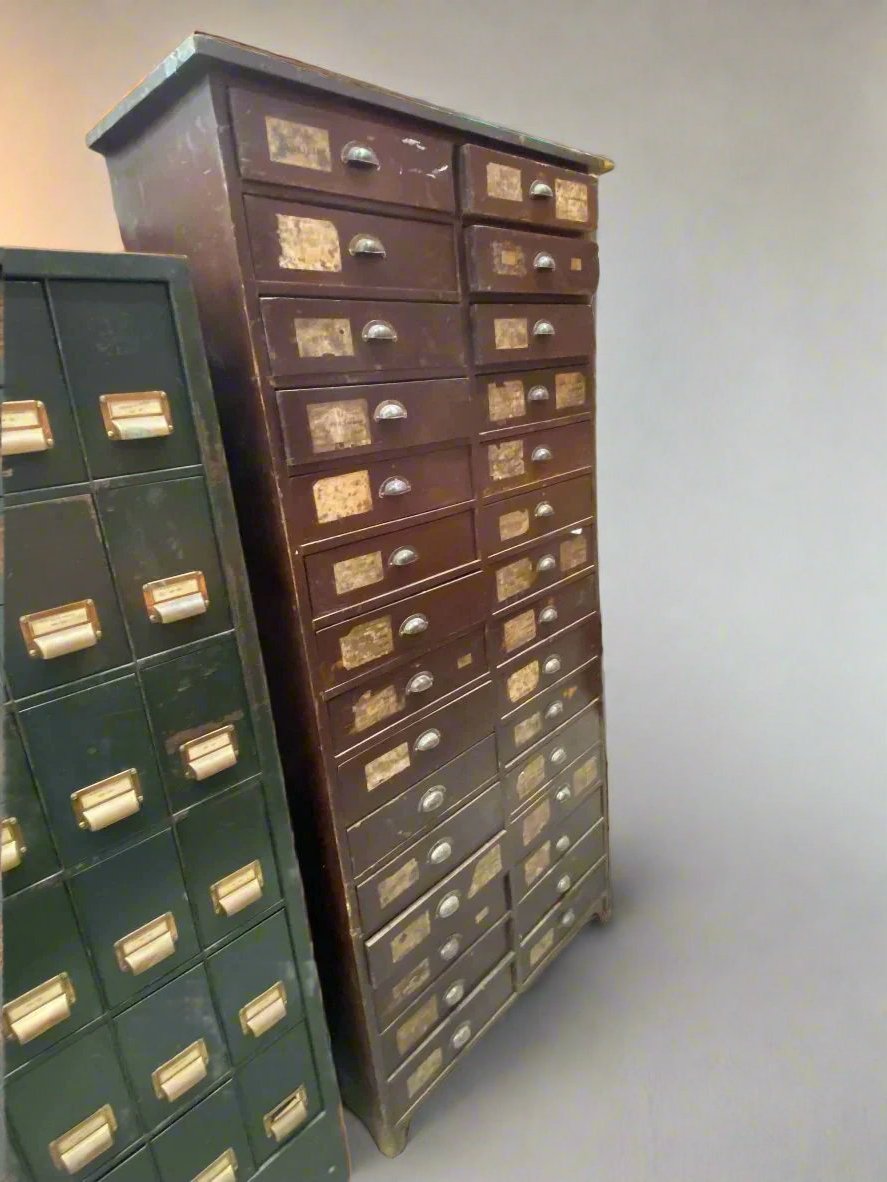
[327,628,487,753]
[277,378,472,470]
[516,821,607,938]
[465,225,598,296]
[305,510,478,620]
[512,794,604,905]
[315,571,487,693]
[472,303,593,369]
[230,87,455,212]
[356,781,504,934]
[503,703,603,816]
[496,616,601,716]
[491,523,595,612]
[261,297,466,382]
[516,858,608,985]
[346,736,498,878]
[288,445,472,546]
[478,473,594,557]
[493,575,598,665]
[333,681,495,824]
[245,195,458,299]
[508,755,603,858]
[478,366,593,434]
[460,144,596,230]
[497,657,602,764]
[479,421,593,499]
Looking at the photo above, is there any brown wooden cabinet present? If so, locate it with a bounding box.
[88,33,613,1158]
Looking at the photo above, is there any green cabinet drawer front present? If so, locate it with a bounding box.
[2,706,59,894]
[176,783,282,947]
[19,675,167,868]
[5,1136,32,1182]
[2,280,86,492]
[48,279,200,478]
[206,911,304,1064]
[96,479,231,659]
[140,636,258,811]
[7,1025,142,1182]
[151,1081,255,1182]
[3,879,104,1070]
[69,831,199,1007]
[102,1149,161,1182]
[235,1024,320,1166]
[115,965,230,1131]
[4,496,131,699]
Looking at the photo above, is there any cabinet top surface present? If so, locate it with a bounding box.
[85,31,614,174]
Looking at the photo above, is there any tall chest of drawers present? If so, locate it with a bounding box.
[88,33,614,1156]
[0,251,347,1182]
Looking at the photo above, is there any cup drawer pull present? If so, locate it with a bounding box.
[342,141,380,168]
[1,399,54,454]
[192,1148,238,1182]
[239,981,287,1038]
[20,599,101,661]
[115,912,178,975]
[545,701,565,721]
[379,476,411,497]
[536,554,556,573]
[527,385,550,402]
[557,874,572,894]
[429,839,453,865]
[543,655,562,676]
[439,935,461,962]
[532,320,555,338]
[533,252,556,271]
[1,817,26,872]
[437,891,461,919]
[100,390,173,440]
[451,1021,472,1051]
[374,399,408,421]
[399,613,428,637]
[534,501,555,518]
[549,746,567,765]
[389,546,418,567]
[419,785,446,814]
[152,1039,209,1102]
[538,606,558,625]
[531,446,553,462]
[555,834,571,854]
[211,860,264,917]
[180,725,239,781]
[49,1105,117,1175]
[264,1085,309,1142]
[414,728,441,753]
[143,570,209,624]
[362,319,397,342]
[406,671,434,695]
[2,972,76,1045]
[555,785,572,803]
[561,907,577,928]
[444,981,465,1008]
[71,769,143,832]
[349,233,387,257]
[529,180,554,199]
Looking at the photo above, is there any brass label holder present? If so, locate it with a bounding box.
[210,860,264,917]
[71,769,143,832]
[192,1148,238,1182]
[19,599,101,660]
[2,972,76,1045]
[143,570,209,624]
[49,1105,117,1174]
[1,816,26,872]
[152,1038,209,1102]
[100,390,173,440]
[1,399,54,454]
[239,981,287,1038]
[263,1085,308,1142]
[180,725,238,781]
[114,912,178,975]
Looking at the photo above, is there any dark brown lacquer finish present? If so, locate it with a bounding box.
[89,31,612,1158]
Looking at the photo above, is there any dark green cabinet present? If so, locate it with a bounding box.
[1,707,60,893]
[235,1026,321,1166]
[151,1082,255,1182]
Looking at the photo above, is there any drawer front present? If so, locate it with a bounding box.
[472,303,593,369]
[305,510,477,620]
[328,628,487,754]
[465,225,599,296]
[477,366,593,433]
[493,574,598,664]
[356,781,504,934]
[103,1149,160,1182]
[2,707,59,895]
[261,297,465,382]
[497,616,602,716]
[69,830,200,1007]
[49,278,200,478]
[509,762,603,859]
[97,478,231,660]
[114,965,229,1130]
[287,444,472,545]
[206,910,304,1064]
[388,957,513,1119]
[4,496,131,700]
[334,681,495,823]
[345,735,498,878]
[20,674,167,868]
[315,570,487,692]
[364,834,507,988]
[7,1025,141,1182]
[277,377,473,470]
[512,793,604,903]
[3,880,103,1072]
[230,87,455,212]
[479,420,593,499]
[497,657,602,764]
[152,1081,255,1182]
[491,523,595,611]
[176,783,282,947]
[478,474,594,558]
[503,703,603,816]
[516,818,607,935]
[378,917,510,1075]
[517,858,608,984]
[245,195,458,299]
[235,1024,321,1166]
[140,635,259,812]
[460,145,596,230]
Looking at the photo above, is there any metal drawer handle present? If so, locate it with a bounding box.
[549,746,567,765]
[389,546,418,567]
[193,1148,239,1182]
[152,1039,209,1103]
[49,1105,117,1175]
[1,399,54,454]
[439,935,461,962]
[451,1022,472,1051]
[437,891,461,919]
[529,180,554,199]
[349,233,387,257]
[534,252,556,271]
[2,972,76,1045]
[546,701,565,721]
[527,384,550,402]
[362,319,397,342]
[71,769,143,832]
[444,981,465,1008]
[20,598,101,661]
[534,501,555,518]
[536,554,556,573]
[414,728,441,753]
[264,1085,309,1143]
[100,390,173,441]
[180,725,238,782]
[115,912,178,975]
[419,785,446,814]
[555,785,572,804]
[555,834,571,854]
[557,874,572,894]
[543,655,562,676]
[342,141,381,168]
[400,613,429,637]
[429,839,453,866]
[239,981,287,1038]
[538,606,558,625]
[1,817,26,872]
[532,445,553,462]
[561,908,577,928]
[406,671,434,695]
[532,320,555,338]
[374,399,408,421]
[143,570,209,624]
[379,475,411,497]
[210,860,264,917]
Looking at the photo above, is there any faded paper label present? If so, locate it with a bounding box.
[502,608,537,654]
[457,653,474,670]
[353,683,403,733]
[365,741,410,791]
[529,927,555,968]
[391,959,431,1009]
[487,379,526,423]
[474,905,491,926]
[555,371,587,410]
[468,843,503,898]
[555,178,589,223]
[147,573,202,606]
[276,214,342,272]
[573,753,601,796]
[495,556,535,603]
[294,317,354,358]
[379,858,421,909]
[514,712,543,749]
[499,508,530,542]
[486,161,523,201]
[524,840,552,887]
[488,439,525,482]
[312,469,373,524]
[570,257,583,272]
[515,753,546,801]
[307,399,372,454]
[559,534,588,572]
[333,550,384,597]
[522,798,551,848]
[266,116,332,171]
[396,996,440,1056]
[492,241,526,276]
[407,1046,443,1099]
[507,659,540,704]
[339,615,394,670]
[390,911,431,964]
[494,317,529,350]
[28,603,90,637]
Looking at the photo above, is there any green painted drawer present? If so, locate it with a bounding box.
[96,479,231,660]
[48,278,200,478]
[140,636,258,812]
[7,1025,142,1182]
[19,675,167,868]
[3,879,104,1071]
[2,706,59,894]
[69,831,199,1007]
[235,1025,321,1166]
[102,1149,161,1182]
[206,910,304,1064]
[115,965,229,1130]
[176,783,281,947]
[151,1081,255,1182]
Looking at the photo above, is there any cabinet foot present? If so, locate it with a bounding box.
[373,1121,410,1158]
[592,895,612,925]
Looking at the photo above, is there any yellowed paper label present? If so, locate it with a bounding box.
[312,469,373,524]
[185,728,233,763]
[529,927,555,968]
[390,911,431,964]
[514,712,543,749]
[492,241,526,276]
[486,161,523,201]
[266,117,332,171]
[396,996,440,1056]
[555,371,587,410]
[379,858,421,909]
[488,439,525,482]
[474,905,491,926]
[488,379,526,423]
[457,653,474,670]
[294,317,354,358]
[353,684,403,734]
[147,574,202,605]
[560,534,588,572]
[28,603,90,637]
[494,317,529,351]
[499,508,530,542]
[496,556,535,603]
[276,214,342,272]
[563,683,579,701]
[570,257,583,272]
[515,753,546,802]
[307,399,372,454]
[503,608,537,654]
[573,753,600,796]
[333,550,384,597]
[522,799,551,848]
[339,615,394,671]
[507,659,540,704]
[555,178,589,223]
[391,959,431,1009]
[407,1046,443,1099]
[524,840,552,888]
[468,843,503,898]
[365,741,410,791]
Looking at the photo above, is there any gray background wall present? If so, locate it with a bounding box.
[3,2,885,1178]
